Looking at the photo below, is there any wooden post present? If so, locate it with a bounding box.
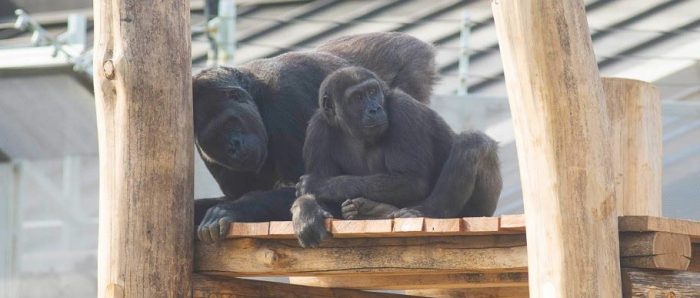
[602,78,662,217]
[492,1,622,297]
[93,0,193,296]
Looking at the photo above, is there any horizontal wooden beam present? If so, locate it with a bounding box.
[619,216,700,242]
[196,230,695,278]
[195,235,528,276]
[621,268,700,298]
[620,232,692,271]
[406,287,529,298]
[289,272,528,290]
[193,274,410,298]
[223,216,700,241]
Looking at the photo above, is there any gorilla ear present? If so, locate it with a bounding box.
[321,93,334,115]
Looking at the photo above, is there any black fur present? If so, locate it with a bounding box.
[292,67,502,248]
[194,33,437,242]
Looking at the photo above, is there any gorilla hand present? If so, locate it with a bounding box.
[291,194,332,248]
[197,201,239,243]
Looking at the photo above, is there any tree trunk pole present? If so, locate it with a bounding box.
[492,1,622,297]
[602,78,662,217]
[93,0,193,296]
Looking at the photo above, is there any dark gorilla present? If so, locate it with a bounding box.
[293,67,502,248]
[194,32,437,242]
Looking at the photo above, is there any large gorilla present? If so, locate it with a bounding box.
[292,67,502,247]
[194,32,437,242]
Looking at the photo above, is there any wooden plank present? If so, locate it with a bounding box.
[268,221,295,238]
[392,217,425,234]
[331,219,393,237]
[602,78,662,217]
[619,216,700,241]
[499,215,525,232]
[463,217,501,233]
[619,232,692,271]
[195,235,528,276]
[493,0,622,296]
[193,274,411,298]
[227,222,270,238]
[289,272,528,290]
[424,218,463,234]
[621,255,691,272]
[229,217,512,239]
[406,287,530,298]
[619,232,691,258]
[621,268,700,298]
[93,0,193,296]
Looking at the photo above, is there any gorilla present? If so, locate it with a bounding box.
[292,67,502,248]
[195,32,437,242]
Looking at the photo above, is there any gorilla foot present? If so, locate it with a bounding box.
[391,207,424,218]
[341,198,399,219]
[291,195,332,248]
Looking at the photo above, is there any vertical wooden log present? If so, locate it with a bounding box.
[93,0,193,297]
[602,78,662,217]
[492,1,621,297]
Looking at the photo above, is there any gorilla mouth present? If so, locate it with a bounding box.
[363,121,388,129]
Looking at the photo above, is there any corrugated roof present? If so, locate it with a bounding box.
[1,0,698,219]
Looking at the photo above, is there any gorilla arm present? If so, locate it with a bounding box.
[297,113,431,207]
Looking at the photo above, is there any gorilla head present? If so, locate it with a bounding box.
[319,66,390,141]
[193,67,268,172]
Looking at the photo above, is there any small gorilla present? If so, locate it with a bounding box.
[292,67,502,248]
[194,32,437,242]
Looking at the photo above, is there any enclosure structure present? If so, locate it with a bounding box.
[92,0,699,297]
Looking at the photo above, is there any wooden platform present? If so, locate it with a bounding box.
[194,215,700,297]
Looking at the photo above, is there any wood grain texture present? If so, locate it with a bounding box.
[619,232,692,271]
[193,274,411,298]
[269,221,295,238]
[93,0,193,296]
[621,268,700,298]
[619,232,691,258]
[406,287,530,298]
[392,217,425,234]
[619,216,700,242]
[227,222,270,238]
[195,235,528,276]
[424,218,463,234]
[463,217,501,233]
[289,272,528,290]
[331,219,393,237]
[602,78,662,217]
[492,0,621,296]
[498,215,525,232]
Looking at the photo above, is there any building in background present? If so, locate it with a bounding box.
[1,0,699,297]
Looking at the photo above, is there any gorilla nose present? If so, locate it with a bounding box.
[368,106,382,115]
[227,137,243,156]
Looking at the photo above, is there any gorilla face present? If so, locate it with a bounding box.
[194,85,268,172]
[320,67,389,140]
